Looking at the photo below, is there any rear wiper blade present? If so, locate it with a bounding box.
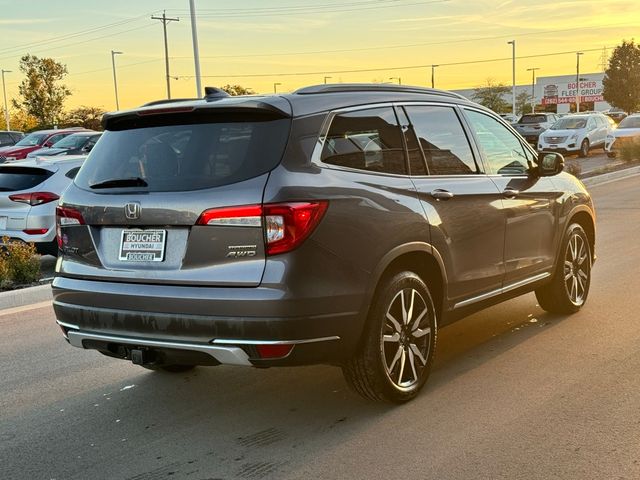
[89,177,148,189]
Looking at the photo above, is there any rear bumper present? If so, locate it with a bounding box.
[52,276,366,366]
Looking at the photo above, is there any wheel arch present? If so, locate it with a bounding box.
[565,206,596,262]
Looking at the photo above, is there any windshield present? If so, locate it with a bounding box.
[14,133,47,147]
[53,134,91,149]
[551,117,587,130]
[75,117,291,192]
[618,117,640,129]
[519,115,547,124]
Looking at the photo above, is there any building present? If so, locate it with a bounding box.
[451,72,610,114]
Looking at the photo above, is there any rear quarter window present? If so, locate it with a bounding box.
[0,167,54,191]
[74,116,291,192]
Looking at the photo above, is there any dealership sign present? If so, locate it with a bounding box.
[541,80,604,105]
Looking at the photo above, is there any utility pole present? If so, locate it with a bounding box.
[507,40,516,116]
[111,50,123,110]
[576,52,583,113]
[1,69,10,130]
[526,67,540,113]
[151,11,179,99]
[431,65,439,88]
[389,77,401,85]
[188,0,202,98]
[273,82,282,93]
[323,76,332,84]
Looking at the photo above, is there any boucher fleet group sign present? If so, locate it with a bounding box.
[542,80,604,105]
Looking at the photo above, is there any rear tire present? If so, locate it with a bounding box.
[535,223,592,314]
[578,139,590,158]
[342,271,437,403]
[143,364,196,373]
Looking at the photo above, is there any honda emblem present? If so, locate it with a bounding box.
[125,202,141,220]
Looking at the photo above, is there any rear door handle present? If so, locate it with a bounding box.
[431,189,454,200]
[503,187,519,199]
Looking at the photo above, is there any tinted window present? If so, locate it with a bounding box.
[46,133,69,146]
[519,114,548,124]
[75,118,290,192]
[396,107,426,175]
[65,167,82,179]
[619,116,640,129]
[405,105,478,175]
[321,107,406,175]
[0,167,54,191]
[0,133,13,146]
[465,109,530,175]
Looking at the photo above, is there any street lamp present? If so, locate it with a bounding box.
[273,82,282,93]
[389,77,401,85]
[1,69,10,130]
[576,52,584,113]
[526,67,540,113]
[430,65,439,88]
[324,76,332,84]
[507,40,516,116]
[111,50,123,110]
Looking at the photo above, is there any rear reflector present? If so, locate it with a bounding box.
[255,344,294,359]
[196,201,328,256]
[9,192,59,206]
[23,228,49,235]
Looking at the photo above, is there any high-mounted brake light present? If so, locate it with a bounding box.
[137,106,195,116]
[56,206,86,249]
[196,201,328,256]
[9,192,59,206]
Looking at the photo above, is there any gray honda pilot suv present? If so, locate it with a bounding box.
[53,84,595,403]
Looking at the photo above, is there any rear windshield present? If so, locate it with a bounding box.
[519,115,548,124]
[0,167,54,191]
[75,117,290,192]
[618,117,640,129]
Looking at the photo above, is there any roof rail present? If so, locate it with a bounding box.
[141,98,199,107]
[293,83,466,99]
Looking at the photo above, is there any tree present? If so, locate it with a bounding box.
[60,106,105,130]
[515,91,533,116]
[603,40,640,114]
[0,108,38,132]
[472,79,510,113]
[12,54,71,126]
[220,84,255,96]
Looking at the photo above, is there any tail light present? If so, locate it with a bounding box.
[196,201,328,256]
[23,228,49,235]
[56,206,85,249]
[9,192,59,206]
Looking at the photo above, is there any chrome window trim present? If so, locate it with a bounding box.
[453,272,551,309]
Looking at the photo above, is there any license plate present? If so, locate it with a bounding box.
[119,229,166,262]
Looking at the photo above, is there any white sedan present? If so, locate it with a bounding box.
[605,114,640,158]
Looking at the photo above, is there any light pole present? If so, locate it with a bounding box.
[431,65,439,88]
[1,69,10,130]
[389,77,401,85]
[323,76,332,84]
[526,67,540,113]
[111,50,123,110]
[151,10,179,99]
[188,0,202,98]
[576,52,584,113]
[507,40,516,116]
[273,82,282,93]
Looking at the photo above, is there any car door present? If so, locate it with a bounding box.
[399,104,506,304]
[462,108,560,286]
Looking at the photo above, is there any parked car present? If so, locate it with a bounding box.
[0,155,85,256]
[605,109,627,124]
[0,128,87,163]
[538,113,612,157]
[605,113,640,158]
[499,113,518,124]
[27,132,101,159]
[0,131,25,148]
[53,84,595,403]
[513,113,558,145]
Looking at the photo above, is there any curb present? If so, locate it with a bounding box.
[581,165,640,187]
[0,283,52,311]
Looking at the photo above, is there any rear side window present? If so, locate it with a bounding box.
[321,107,407,175]
[0,133,13,146]
[75,118,290,192]
[0,167,54,191]
[65,167,82,179]
[404,106,478,175]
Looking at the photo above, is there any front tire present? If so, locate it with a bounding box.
[578,139,590,158]
[536,223,592,314]
[342,271,437,403]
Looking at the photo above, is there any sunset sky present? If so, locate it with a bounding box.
[0,0,638,112]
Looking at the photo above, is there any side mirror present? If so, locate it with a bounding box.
[538,152,564,176]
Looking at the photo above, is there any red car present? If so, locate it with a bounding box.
[0,128,88,162]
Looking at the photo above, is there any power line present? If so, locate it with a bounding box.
[176,46,611,79]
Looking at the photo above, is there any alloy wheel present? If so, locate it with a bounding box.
[564,232,590,306]
[381,288,432,390]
